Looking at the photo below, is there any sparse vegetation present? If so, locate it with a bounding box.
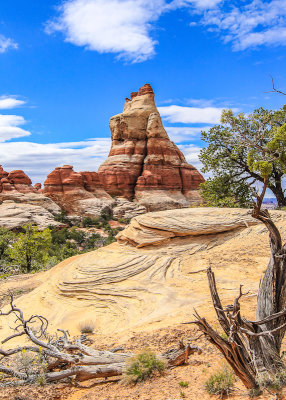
[205,365,234,398]
[123,349,166,383]
[0,217,125,277]
[78,319,96,334]
[179,381,189,388]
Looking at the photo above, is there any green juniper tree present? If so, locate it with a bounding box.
[194,103,286,390]
[199,105,286,207]
[9,224,52,273]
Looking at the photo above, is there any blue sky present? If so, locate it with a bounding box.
[0,0,285,183]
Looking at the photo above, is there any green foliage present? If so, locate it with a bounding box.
[124,350,166,384]
[205,365,234,397]
[9,224,52,273]
[0,228,15,259]
[54,211,72,226]
[16,348,48,384]
[179,381,189,388]
[200,105,286,207]
[82,216,100,228]
[200,176,253,208]
[0,215,128,276]
[220,332,229,340]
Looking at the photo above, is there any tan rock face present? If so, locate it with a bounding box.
[4,207,285,338]
[0,200,62,230]
[98,84,204,210]
[44,165,114,215]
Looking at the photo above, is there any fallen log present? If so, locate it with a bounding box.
[0,295,201,384]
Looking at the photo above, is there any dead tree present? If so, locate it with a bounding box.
[0,295,201,384]
[191,179,286,389]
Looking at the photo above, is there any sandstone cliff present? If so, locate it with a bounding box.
[98,84,204,210]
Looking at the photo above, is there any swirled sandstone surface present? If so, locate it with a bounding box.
[3,207,285,342]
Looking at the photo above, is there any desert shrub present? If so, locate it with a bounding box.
[83,233,101,251]
[54,211,72,226]
[69,227,86,245]
[15,348,48,384]
[78,320,96,334]
[205,365,234,397]
[124,350,166,384]
[257,369,286,390]
[179,381,189,388]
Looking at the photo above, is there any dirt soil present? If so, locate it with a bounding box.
[0,324,284,400]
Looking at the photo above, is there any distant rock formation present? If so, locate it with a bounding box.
[0,166,36,194]
[43,165,114,216]
[0,165,61,223]
[98,84,204,210]
[0,84,205,224]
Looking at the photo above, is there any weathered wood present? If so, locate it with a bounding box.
[0,297,199,384]
[193,180,286,389]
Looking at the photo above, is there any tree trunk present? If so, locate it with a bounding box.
[249,218,286,376]
[193,206,286,389]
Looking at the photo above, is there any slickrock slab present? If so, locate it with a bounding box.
[116,207,258,247]
[2,207,286,342]
[0,200,62,229]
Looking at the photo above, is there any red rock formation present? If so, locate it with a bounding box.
[43,165,113,214]
[0,166,36,194]
[98,84,204,210]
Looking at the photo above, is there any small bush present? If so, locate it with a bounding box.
[124,350,166,384]
[205,365,234,398]
[179,381,189,388]
[78,320,96,334]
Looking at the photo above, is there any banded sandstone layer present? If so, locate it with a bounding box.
[43,165,114,215]
[0,84,204,222]
[1,207,283,339]
[98,84,204,210]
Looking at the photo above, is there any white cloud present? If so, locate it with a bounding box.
[0,115,31,142]
[0,139,111,183]
[46,0,224,62]
[46,0,169,62]
[0,35,18,53]
[166,126,211,142]
[178,143,203,171]
[180,0,222,8]
[158,105,223,124]
[0,97,26,109]
[202,0,286,50]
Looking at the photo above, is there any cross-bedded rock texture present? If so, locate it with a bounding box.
[98,84,204,210]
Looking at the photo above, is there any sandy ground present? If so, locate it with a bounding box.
[1,209,286,399]
[0,323,284,400]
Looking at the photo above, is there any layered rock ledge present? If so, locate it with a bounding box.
[2,207,285,339]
